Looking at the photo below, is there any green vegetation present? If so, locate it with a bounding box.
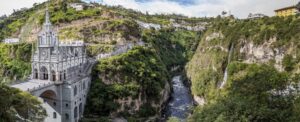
[81,19,141,43]
[0,84,46,121]
[282,54,298,72]
[0,2,46,40]
[211,16,300,47]
[86,44,114,56]
[45,6,101,25]
[187,16,300,122]
[142,28,200,69]
[0,43,32,82]
[85,47,169,119]
[189,62,300,122]
[3,0,300,121]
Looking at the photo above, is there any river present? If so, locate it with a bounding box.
[164,75,194,121]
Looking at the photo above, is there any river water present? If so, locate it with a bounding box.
[164,76,194,121]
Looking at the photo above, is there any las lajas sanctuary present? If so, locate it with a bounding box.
[12,8,95,122]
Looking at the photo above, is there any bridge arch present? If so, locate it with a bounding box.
[40,90,57,100]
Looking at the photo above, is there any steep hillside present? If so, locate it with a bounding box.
[186,16,300,121]
[0,43,32,82]
[3,0,300,121]
[0,0,204,121]
[85,47,170,120]
[0,0,206,81]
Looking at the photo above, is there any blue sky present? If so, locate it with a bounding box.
[0,0,296,18]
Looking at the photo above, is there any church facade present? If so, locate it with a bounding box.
[30,8,92,122]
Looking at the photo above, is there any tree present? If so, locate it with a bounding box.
[0,84,46,122]
[283,54,295,72]
[221,11,227,16]
[296,2,300,11]
[61,0,68,12]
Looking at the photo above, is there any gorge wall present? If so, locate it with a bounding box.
[186,17,300,121]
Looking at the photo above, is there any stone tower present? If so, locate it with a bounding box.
[30,8,92,122]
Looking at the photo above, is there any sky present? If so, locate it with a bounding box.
[0,0,296,18]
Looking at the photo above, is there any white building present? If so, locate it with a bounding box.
[69,3,84,11]
[248,13,268,19]
[2,38,20,44]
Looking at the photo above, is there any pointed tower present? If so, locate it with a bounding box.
[37,7,58,48]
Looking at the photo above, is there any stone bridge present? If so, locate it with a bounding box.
[11,58,96,122]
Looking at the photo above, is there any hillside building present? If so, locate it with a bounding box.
[248,13,267,19]
[2,38,20,44]
[69,3,84,11]
[275,5,298,17]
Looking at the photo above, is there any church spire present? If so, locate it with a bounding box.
[43,2,52,31]
[38,2,58,47]
[45,7,51,25]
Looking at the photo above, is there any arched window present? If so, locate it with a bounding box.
[34,69,38,79]
[59,71,63,81]
[53,112,57,118]
[75,51,78,57]
[64,70,66,80]
[83,82,86,90]
[74,86,77,96]
[79,63,82,73]
[65,113,69,120]
[74,107,78,119]
[40,67,48,80]
[51,70,56,81]
[79,103,83,115]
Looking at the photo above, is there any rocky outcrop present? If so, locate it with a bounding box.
[239,38,285,71]
[193,95,205,106]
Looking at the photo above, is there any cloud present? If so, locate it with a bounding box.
[0,0,296,18]
[96,0,295,18]
[0,0,47,16]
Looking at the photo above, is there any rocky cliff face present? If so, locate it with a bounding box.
[186,17,300,121]
[239,38,286,71]
[187,32,296,105]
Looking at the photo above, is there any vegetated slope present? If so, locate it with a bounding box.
[0,0,204,121]
[186,16,300,121]
[85,47,169,120]
[84,28,202,120]
[0,43,32,82]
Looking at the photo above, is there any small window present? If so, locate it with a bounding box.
[66,104,69,107]
[65,113,69,120]
[53,102,56,106]
[83,82,86,90]
[74,86,77,96]
[53,112,57,118]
